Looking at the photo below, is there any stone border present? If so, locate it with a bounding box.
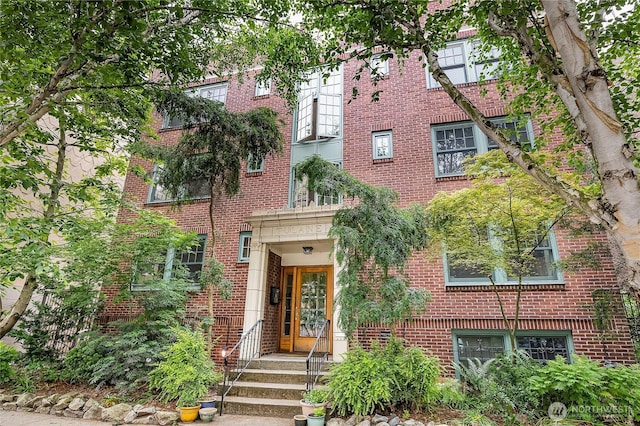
[0,392,179,425]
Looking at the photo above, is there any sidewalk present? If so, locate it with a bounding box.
[0,410,292,425]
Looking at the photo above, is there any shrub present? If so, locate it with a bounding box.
[456,351,541,423]
[327,338,440,416]
[303,388,329,404]
[530,355,640,422]
[148,328,221,407]
[0,342,20,384]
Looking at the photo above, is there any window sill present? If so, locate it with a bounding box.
[373,157,393,164]
[236,261,249,266]
[253,94,271,100]
[446,283,565,292]
[158,126,182,132]
[245,171,263,177]
[435,175,468,182]
[145,196,211,207]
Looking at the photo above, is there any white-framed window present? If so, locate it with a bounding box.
[291,161,342,208]
[427,39,500,88]
[255,78,271,97]
[247,154,264,173]
[131,234,207,290]
[372,130,393,159]
[445,229,562,285]
[238,232,252,262]
[148,165,210,203]
[295,67,342,143]
[431,116,533,177]
[162,82,228,129]
[370,54,390,78]
[453,330,574,366]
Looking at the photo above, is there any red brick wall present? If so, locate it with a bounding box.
[103,49,638,365]
[262,251,282,354]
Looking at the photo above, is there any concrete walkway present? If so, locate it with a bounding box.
[0,411,292,425]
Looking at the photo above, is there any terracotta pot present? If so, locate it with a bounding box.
[300,400,325,417]
[294,414,307,426]
[179,404,201,423]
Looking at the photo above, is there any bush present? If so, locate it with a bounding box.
[327,338,440,416]
[0,342,20,384]
[62,278,190,393]
[456,351,541,423]
[529,355,640,422]
[149,328,221,407]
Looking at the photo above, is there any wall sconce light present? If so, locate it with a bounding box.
[302,246,314,255]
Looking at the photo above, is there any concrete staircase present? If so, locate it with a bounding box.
[218,354,330,418]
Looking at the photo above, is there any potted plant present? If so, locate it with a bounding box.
[149,328,222,423]
[300,388,329,417]
[307,406,325,426]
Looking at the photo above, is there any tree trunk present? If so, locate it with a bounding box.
[542,0,640,291]
[0,118,68,338]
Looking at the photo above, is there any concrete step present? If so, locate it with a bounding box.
[226,381,306,400]
[230,369,309,385]
[218,396,302,418]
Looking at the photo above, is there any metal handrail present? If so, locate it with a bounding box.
[306,319,330,391]
[219,319,264,415]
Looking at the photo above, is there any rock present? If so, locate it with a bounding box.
[415,422,425,426]
[357,420,371,426]
[427,422,436,426]
[124,409,138,423]
[0,394,15,402]
[327,419,347,426]
[47,393,61,404]
[138,406,156,415]
[15,393,35,407]
[378,423,390,426]
[403,420,417,426]
[83,398,100,412]
[133,403,144,412]
[101,403,133,423]
[16,406,34,412]
[83,405,103,420]
[388,416,401,426]
[31,396,45,408]
[51,396,73,414]
[155,410,179,426]
[68,397,86,411]
[35,405,51,414]
[132,415,157,424]
[373,414,389,424]
[3,402,17,411]
[63,408,83,418]
[346,415,357,426]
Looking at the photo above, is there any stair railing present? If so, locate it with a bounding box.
[219,319,264,415]
[306,319,330,391]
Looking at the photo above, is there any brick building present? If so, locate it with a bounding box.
[103,38,637,368]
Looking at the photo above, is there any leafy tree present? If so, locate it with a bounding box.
[296,0,640,291]
[426,151,568,348]
[296,155,431,338]
[0,0,317,337]
[140,89,284,346]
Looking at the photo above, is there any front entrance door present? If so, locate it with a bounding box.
[279,266,333,353]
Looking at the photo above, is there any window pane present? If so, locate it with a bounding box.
[175,235,207,282]
[444,67,467,85]
[199,84,227,104]
[296,94,314,142]
[317,93,341,137]
[437,150,474,175]
[517,335,568,362]
[255,79,271,97]
[238,232,252,262]
[457,335,505,364]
